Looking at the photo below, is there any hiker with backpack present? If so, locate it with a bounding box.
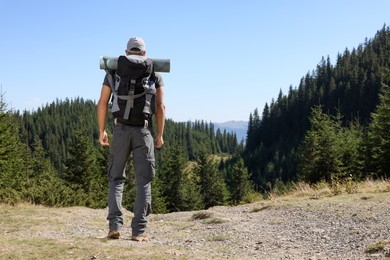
[97,36,166,241]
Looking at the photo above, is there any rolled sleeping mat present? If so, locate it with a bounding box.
[100,56,170,73]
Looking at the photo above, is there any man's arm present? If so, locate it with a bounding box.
[155,86,165,148]
[97,85,111,146]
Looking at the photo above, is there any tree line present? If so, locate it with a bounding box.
[0,95,255,212]
[244,25,390,191]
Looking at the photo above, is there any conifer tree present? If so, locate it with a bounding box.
[177,168,204,211]
[63,119,106,208]
[338,120,365,179]
[194,152,229,208]
[158,145,185,212]
[25,135,78,206]
[157,144,202,212]
[0,93,25,203]
[367,82,390,178]
[227,157,253,205]
[297,106,340,183]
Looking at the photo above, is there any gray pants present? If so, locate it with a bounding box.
[107,122,155,236]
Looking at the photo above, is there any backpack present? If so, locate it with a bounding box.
[103,55,156,126]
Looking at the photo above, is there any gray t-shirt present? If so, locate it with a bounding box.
[102,72,164,88]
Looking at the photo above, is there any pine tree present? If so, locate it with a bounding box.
[298,106,368,183]
[0,93,25,203]
[157,144,203,212]
[367,83,390,178]
[297,106,340,183]
[63,119,106,208]
[227,158,253,205]
[338,120,365,179]
[177,168,204,211]
[158,145,186,212]
[194,152,229,208]
[24,136,77,206]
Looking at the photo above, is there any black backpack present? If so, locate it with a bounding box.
[104,55,156,126]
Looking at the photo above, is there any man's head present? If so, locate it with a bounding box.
[126,36,146,56]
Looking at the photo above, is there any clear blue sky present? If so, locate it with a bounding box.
[1,0,389,123]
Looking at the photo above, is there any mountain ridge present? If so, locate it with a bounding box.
[213,120,248,142]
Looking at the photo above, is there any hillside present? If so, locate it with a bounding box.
[214,120,248,143]
[244,25,390,189]
[1,182,389,259]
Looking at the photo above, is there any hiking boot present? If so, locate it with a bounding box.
[107,230,120,239]
[131,235,148,242]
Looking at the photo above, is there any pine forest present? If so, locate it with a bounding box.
[0,26,389,213]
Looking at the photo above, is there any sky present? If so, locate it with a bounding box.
[0,1,389,123]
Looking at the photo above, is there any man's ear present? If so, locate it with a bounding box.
[125,50,130,55]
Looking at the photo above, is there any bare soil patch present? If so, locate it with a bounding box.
[1,192,389,259]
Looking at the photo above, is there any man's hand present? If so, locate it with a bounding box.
[99,130,109,146]
[155,135,164,149]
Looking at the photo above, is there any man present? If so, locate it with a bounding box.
[97,36,165,241]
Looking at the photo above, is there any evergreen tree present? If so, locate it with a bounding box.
[24,136,79,206]
[227,157,253,205]
[298,106,367,184]
[297,106,340,183]
[194,152,229,208]
[158,145,186,212]
[338,120,365,179]
[177,168,204,211]
[157,144,203,212]
[0,93,25,203]
[367,82,390,178]
[63,119,106,208]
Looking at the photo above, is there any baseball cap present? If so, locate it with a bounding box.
[127,36,146,52]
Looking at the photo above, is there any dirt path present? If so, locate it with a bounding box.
[1,192,389,259]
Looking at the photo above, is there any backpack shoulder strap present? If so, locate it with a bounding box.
[103,57,121,112]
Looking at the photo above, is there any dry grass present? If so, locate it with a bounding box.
[203,217,225,224]
[250,205,275,213]
[0,179,389,259]
[365,240,390,254]
[269,179,390,200]
[191,211,214,220]
[356,178,390,193]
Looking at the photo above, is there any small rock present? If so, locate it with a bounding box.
[384,247,390,257]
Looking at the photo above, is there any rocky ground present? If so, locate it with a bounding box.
[1,192,390,259]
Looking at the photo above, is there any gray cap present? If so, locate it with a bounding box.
[127,36,146,52]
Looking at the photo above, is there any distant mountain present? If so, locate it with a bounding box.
[214,120,248,143]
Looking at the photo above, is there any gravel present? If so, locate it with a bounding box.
[4,192,390,259]
[111,192,390,259]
